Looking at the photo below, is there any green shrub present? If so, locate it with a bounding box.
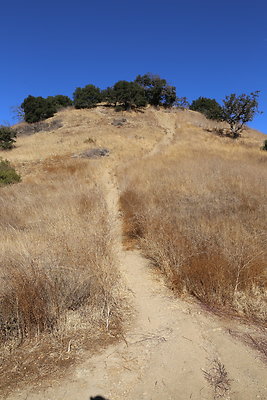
[0,126,17,150]
[261,139,267,151]
[0,160,21,186]
[190,97,223,120]
[73,84,102,109]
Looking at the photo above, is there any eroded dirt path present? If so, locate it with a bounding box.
[7,117,267,400]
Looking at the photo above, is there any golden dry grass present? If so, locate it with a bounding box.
[0,105,266,393]
[6,106,164,170]
[0,157,123,394]
[119,115,267,324]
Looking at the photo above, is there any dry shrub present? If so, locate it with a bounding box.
[0,159,122,391]
[119,148,267,323]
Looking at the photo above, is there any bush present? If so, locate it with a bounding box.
[0,126,17,150]
[0,160,21,186]
[190,97,223,120]
[73,84,102,109]
[21,95,57,123]
[261,139,267,151]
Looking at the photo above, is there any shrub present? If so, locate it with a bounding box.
[21,95,57,123]
[261,139,267,151]
[190,97,223,120]
[0,126,17,150]
[73,84,102,109]
[0,160,21,186]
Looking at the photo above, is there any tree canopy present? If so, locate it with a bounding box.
[18,75,261,136]
[190,97,223,120]
[47,95,73,109]
[21,96,57,123]
[135,73,176,107]
[111,81,147,110]
[21,94,72,123]
[222,91,260,137]
[73,85,102,109]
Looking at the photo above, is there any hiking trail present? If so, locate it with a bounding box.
[8,117,267,400]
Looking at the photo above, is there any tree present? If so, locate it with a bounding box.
[21,95,57,123]
[101,87,117,107]
[112,81,147,110]
[73,85,102,109]
[135,73,176,107]
[174,97,189,109]
[190,97,223,120]
[47,95,73,109]
[222,91,261,137]
[11,105,25,122]
[0,126,17,150]
[162,85,177,108]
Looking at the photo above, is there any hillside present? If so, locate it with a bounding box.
[0,106,266,400]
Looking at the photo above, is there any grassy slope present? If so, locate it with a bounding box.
[119,108,267,323]
[0,106,266,393]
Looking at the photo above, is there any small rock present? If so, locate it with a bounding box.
[111,118,127,127]
[73,148,110,159]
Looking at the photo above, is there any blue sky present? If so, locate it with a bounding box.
[1,0,266,133]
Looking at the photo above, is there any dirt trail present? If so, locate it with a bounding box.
[7,117,267,400]
[149,111,179,156]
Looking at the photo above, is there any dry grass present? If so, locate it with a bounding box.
[0,158,123,394]
[6,106,163,168]
[1,106,266,393]
[119,136,267,324]
[203,358,231,399]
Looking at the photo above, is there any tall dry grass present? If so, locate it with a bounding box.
[119,145,267,323]
[0,158,122,392]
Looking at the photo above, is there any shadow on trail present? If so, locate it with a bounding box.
[90,396,110,400]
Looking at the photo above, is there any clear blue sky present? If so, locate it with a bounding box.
[1,0,266,133]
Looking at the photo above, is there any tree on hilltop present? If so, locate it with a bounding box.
[47,95,73,109]
[190,97,223,120]
[135,73,176,107]
[222,91,261,138]
[174,97,189,109]
[101,87,117,107]
[112,81,147,110]
[73,85,102,109]
[21,95,57,123]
